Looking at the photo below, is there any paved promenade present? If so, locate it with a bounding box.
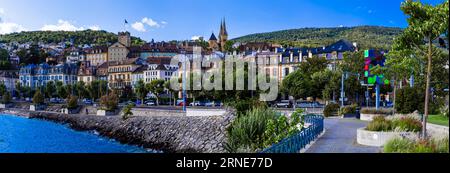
[306,118,381,153]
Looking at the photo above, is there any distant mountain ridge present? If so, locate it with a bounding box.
[0,30,145,46]
[232,26,403,49]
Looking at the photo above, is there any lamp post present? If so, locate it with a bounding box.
[182,50,187,112]
[332,52,337,103]
[340,72,360,107]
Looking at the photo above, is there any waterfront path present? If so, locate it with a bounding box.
[306,118,381,153]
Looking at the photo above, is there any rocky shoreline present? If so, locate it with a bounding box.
[1,108,236,153]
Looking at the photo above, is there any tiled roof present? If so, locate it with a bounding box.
[209,33,217,41]
[132,65,147,73]
[322,39,356,53]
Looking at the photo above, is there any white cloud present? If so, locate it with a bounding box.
[0,8,28,34]
[131,22,146,32]
[131,17,167,32]
[191,35,202,40]
[339,25,344,28]
[89,25,101,31]
[41,20,85,31]
[0,22,27,34]
[142,17,160,28]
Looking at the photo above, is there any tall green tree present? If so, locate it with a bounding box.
[75,81,88,100]
[164,80,178,106]
[0,83,6,97]
[281,56,328,101]
[86,81,97,100]
[135,80,148,104]
[394,0,449,137]
[44,81,56,99]
[55,81,67,99]
[146,79,165,106]
[15,82,22,99]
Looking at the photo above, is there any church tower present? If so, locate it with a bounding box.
[118,31,131,47]
[208,32,219,50]
[218,18,228,51]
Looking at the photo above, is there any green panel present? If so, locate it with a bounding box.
[368,76,376,84]
[364,50,369,58]
[364,71,369,77]
[384,79,390,85]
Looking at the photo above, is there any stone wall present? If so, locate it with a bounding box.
[186,108,227,117]
[130,108,185,117]
[27,109,236,153]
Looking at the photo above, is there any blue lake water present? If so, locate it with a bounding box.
[0,114,150,153]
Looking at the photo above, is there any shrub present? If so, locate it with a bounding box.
[339,104,358,116]
[100,91,119,111]
[383,137,416,153]
[384,137,449,153]
[32,90,45,105]
[323,103,340,117]
[391,116,422,132]
[2,91,11,104]
[225,107,277,153]
[228,99,267,115]
[366,116,392,131]
[366,115,422,132]
[67,95,78,109]
[395,87,423,114]
[360,108,393,115]
[263,109,305,148]
[122,104,134,120]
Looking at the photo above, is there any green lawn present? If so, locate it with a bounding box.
[428,115,449,127]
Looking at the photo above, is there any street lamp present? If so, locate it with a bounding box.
[340,71,360,107]
[181,50,187,112]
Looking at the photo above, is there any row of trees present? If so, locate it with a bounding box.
[281,52,373,105]
[9,80,108,101]
[134,79,169,106]
[0,30,145,47]
[0,48,13,70]
[232,26,403,49]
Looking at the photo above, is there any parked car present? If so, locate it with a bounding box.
[145,100,156,106]
[83,99,93,105]
[189,101,205,106]
[50,98,63,103]
[296,101,323,108]
[275,100,291,108]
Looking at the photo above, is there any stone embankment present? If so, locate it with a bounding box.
[1,108,236,153]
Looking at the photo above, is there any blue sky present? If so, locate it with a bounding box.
[0,0,444,41]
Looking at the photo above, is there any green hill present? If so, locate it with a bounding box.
[0,30,145,46]
[232,26,403,49]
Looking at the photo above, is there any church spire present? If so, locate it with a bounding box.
[222,18,228,36]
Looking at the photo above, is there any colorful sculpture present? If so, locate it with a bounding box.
[364,49,388,110]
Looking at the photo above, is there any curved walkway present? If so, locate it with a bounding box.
[306,118,381,153]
